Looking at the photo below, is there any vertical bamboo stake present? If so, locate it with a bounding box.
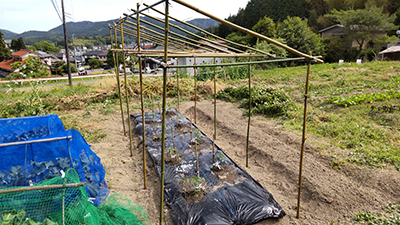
[120,19,134,157]
[246,57,251,168]
[297,53,312,219]
[212,57,216,164]
[137,3,147,190]
[112,26,126,136]
[160,1,169,224]
[177,58,180,111]
[194,57,197,124]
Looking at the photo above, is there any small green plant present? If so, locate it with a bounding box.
[327,89,400,107]
[183,176,205,188]
[216,153,227,164]
[168,147,178,155]
[166,147,181,164]
[0,209,57,224]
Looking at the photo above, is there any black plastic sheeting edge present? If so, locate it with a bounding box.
[131,108,285,225]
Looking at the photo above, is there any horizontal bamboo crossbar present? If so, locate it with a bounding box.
[168,57,310,68]
[0,182,87,194]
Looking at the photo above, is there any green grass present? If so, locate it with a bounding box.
[221,61,400,171]
[353,203,400,224]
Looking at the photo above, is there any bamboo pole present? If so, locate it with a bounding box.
[110,26,126,136]
[0,182,86,195]
[160,1,169,224]
[171,0,323,64]
[176,58,180,111]
[194,57,197,124]
[143,3,274,56]
[120,19,134,157]
[212,57,216,164]
[246,57,251,168]
[132,9,245,54]
[136,3,147,190]
[297,52,312,219]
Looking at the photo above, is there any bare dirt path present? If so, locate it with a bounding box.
[89,99,400,225]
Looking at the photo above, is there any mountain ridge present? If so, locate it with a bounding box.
[1,17,219,45]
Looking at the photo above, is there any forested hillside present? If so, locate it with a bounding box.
[215,0,400,37]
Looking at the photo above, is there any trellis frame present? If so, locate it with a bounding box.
[109,0,322,223]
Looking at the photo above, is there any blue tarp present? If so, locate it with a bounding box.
[0,115,109,206]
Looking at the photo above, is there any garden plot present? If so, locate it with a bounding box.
[132,108,285,224]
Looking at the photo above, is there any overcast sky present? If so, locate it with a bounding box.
[0,0,250,34]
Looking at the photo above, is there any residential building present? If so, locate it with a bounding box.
[0,49,40,77]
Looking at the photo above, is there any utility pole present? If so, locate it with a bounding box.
[61,0,72,86]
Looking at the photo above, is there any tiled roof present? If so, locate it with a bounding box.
[12,49,31,57]
[82,51,103,56]
[97,51,108,56]
[0,58,25,71]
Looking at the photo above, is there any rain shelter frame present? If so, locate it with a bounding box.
[108,0,323,223]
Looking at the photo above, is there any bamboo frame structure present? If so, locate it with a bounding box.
[142,2,274,56]
[107,0,324,222]
[170,0,323,64]
[131,9,246,54]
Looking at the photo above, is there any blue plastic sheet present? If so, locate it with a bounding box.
[0,115,109,206]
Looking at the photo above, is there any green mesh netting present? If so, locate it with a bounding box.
[0,169,150,225]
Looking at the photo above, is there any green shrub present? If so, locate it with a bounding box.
[217,85,295,117]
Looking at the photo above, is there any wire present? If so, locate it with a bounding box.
[50,0,62,22]
[70,0,75,22]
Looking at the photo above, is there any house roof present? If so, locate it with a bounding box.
[12,49,31,57]
[35,51,48,56]
[319,24,344,33]
[98,51,108,56]
[83,51,103,56]
[379,45,400,54]
[0,58,25,71]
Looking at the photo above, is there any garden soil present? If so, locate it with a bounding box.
[88,100,400,225]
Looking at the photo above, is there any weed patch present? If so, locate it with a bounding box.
[217,85,295,117]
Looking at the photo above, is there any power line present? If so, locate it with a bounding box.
[50,0,62,22]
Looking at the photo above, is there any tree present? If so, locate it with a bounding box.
[8,56,49,78]
[31,41,60,53]
[255,38,287,58]
[326,6,397,59]
[249,16,277,45]
[277,16,324,57]
[0,31,11,62]
[10,37,26,51]
[17,37,27,50]
[322,36,346,63]
[88,58,102,69]
[106,45,123,69]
